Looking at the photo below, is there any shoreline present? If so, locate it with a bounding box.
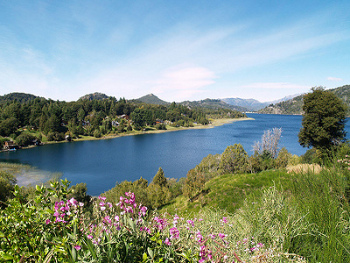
[0,117,254,152]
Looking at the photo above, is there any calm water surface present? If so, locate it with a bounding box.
[1,114,348,195]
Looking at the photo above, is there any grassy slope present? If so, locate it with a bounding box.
[161,169,293,216]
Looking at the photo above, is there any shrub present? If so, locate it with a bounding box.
[219,143,250,174]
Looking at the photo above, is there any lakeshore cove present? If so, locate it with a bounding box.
[1,113,349,196]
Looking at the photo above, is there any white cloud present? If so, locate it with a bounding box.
[242,82,310,90]
[327,76,343,81]
[151,66,217,101]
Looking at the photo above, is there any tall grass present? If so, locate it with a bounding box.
[287,167,350,262]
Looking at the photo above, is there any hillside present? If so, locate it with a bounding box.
[79,92,110,101]
[258,85,350,115]
[180,98,247,111]
[222,97,269,111]
[136,93,169,105]
[0,92,40,104]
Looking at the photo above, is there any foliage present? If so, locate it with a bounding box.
[183,168,205,199]
[0,179,296,262]
[0,93,245,143]
[0,171,16,208]
[253,128,282,158]
[219,143,250,174]
[275,147,293,169]
[152,167,168,188]
[15,132,38,147]
[298,87,348,156]
[258,85,350,115]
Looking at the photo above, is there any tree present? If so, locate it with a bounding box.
[152,167,168,188]
[0,117,19,136]
[219,143,250,174]
[0,171,16,208]
[253,128,282,158]
[298,87,347,155]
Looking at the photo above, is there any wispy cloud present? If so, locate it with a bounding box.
[327,76,343,81]
[151,66,217,101]
[242,82,310,90]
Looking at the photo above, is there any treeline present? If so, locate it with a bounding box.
[0,94,245,147]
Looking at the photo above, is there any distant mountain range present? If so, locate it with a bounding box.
[2,85,349,114]
[258,85,350,115]
[136,94,247,111]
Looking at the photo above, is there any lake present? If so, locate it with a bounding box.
[1,113,348,195]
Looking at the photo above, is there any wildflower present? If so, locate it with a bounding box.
[221,216,228,224]
[164,238,171,246]
[196,231,203,243]
[98,196,106,201]
[209,233,216,239]
[45,219,51,224]
[139,205,147,217]
[74,245,81,251]
[87,235,93,239]
[169,227,180,239]
[187,220,194,227]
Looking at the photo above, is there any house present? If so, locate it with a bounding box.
[4,141,19,150]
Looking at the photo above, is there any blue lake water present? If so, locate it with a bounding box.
[1,113,348,195]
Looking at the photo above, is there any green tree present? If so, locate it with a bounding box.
[0,171,16,208]
[219,143,250,174]
[298,87,347,156]
[183,168,205,199]
[0,117,19,136]
[152,167,168,188]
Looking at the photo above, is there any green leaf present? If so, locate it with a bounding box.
[142,252,148,262]
[147,247,154,259]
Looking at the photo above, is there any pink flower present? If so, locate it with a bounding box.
[187,220,194,227]
[169,227,180,239]
[221,217,228,224]
[74,245,81,251]
[218,233,226,240]
[98,196,106,201]
[45,219,51,224]
[164,238,171,246]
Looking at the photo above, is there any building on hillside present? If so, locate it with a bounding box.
[4,141,19,150]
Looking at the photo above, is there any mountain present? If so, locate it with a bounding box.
[221,98,269,111]
[136,94,169,105]
[0,92,40,104]
[258,85,350,115]
[79,92,109,101]
[180,98,247,111]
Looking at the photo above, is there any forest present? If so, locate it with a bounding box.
[0,93,246,148]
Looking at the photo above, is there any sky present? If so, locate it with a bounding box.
[0,0,349,103]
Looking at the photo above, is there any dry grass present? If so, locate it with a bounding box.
[286,163,323,174]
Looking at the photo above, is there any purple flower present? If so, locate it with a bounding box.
[169,227,180,239]
[74,245,81,251]
[45,219,51,225]
[164,238,171,246]
[98,196,106,201]
[187,220,194,227]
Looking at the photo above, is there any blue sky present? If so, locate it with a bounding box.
[0,0,349,102]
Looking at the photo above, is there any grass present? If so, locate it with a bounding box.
[161,164,350,262]
[161,169,294,216]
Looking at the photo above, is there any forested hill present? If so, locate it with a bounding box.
[0,92,40,104]
[135,94,169,106]
[180,98,247,112]
[258,85,350,115]
[0,92,246,146]
[79,92,110,101]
